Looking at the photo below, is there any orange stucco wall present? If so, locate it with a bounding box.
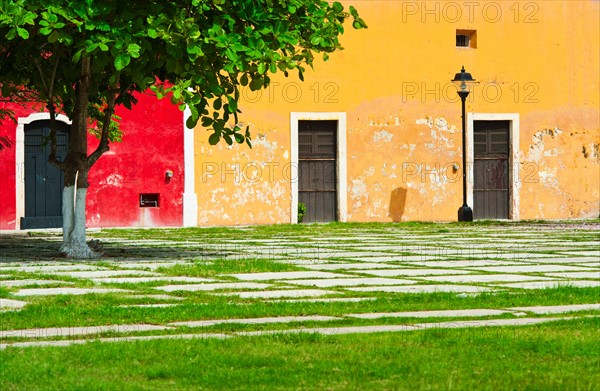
[194,0,599,225]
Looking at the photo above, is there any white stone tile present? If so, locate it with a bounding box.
[0,298,27,309]
[107,262,189,270]
[347,308,509,319]
[0,265,105,273]
[414,317,568,330]
[0,324,172,339]
[302,263,397,270]
[170,315,340,328]
[469,265,593,273]
[578,263,600,268]
[520,257,600,264]
[0,333,229,350]
[269,297,377,303]
[417,274,553,283]
[544,272,600,279]
[344,255,442,262]
[155,282,270,292]
[558,250,600,257]
[91,276,215,284]
[52,270,159,278]
[0,279,74,287]
[226,271,348,281]
[126,294,185,301]
[287,278,416,288]
[409,260,522,268]
[119,304,180,308]
[498,280,600,289]
[509,303,600,314]
[13,287,130,296]
[347,285,492,294]
[354,269,473,277]
[219,289,337,299]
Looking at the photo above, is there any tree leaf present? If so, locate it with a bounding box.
[114,54,131,70]
[208,132,220,145]
[16,28,29,39]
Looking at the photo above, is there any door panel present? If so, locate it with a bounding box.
[298,120,337,223]
[21,120,69,229]
[473,121,509,220]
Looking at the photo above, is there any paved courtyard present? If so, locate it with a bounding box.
[0,222,598,349]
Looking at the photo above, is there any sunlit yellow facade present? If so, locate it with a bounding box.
[192,0,599,225]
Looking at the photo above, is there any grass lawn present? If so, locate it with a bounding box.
[1,317,598,390]
[1,220,599,389]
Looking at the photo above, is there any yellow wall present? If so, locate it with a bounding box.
[194,0,599,225]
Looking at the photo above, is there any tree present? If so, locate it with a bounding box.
[0,0,366,258]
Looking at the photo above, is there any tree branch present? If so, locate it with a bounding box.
[86,91,116,168]
[46,53,66,170]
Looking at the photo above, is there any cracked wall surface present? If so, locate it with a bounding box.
[195,1,599,225]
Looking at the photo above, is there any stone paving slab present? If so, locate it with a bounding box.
[416,274,555,284]
[268,297,377,304]
[343,256,442,262]
[287,277,416,288]
[0,265,106,272]
[0,298,27,309]
[0,333,230,350]
[354,269,473,277]
[409,260,523,268]
[91,276,215,284]
[558,250,600,257]
[0,279,74,287]
[544,272,600,279]
[347,285,492,294]
[13,287,131,296]
[226,271,348,281]
[170,315,341,328]
[0,324,172,339]
[218,289,337,299]
[413,316,572,330]
[498,280,600,289]
[347,308,510,319]
[579,263,600,268]
[156,282,271,292]
[519,257,600,264]
[52,270,159,278]
[106,262,190,270]
[468,265,593,273]
[119,304,180,308]
[508,304,600,314]
[302,263,398,270]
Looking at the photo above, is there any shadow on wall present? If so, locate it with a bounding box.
[0,135,13,151]
[389,187,407,222]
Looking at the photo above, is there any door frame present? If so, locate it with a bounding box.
[290,112,347,223]
[467,113,520,220]
[15,113,71,230]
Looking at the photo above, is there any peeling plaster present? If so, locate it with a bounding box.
[99,173,123,187]
[373,129,393,143]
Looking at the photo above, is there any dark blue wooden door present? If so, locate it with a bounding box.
[21,120,69,229]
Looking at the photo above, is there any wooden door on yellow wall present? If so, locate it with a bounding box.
[298,120,337,222]
[473,120,510,219]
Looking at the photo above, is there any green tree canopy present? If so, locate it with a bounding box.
[0,0,365,257]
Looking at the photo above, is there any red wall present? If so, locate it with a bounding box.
[0,92,184,230]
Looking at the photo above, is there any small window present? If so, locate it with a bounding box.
[140,193,160,207]
[456,29,477,48]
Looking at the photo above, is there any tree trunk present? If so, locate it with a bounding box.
[59,184,97,258]
[57,56,97,259]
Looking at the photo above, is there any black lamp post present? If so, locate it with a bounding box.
[452,66,476,222]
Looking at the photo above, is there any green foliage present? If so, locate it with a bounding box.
[297,202,307,223]
[0,0,366,147]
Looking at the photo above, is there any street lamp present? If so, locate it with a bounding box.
[452,66,477,222]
